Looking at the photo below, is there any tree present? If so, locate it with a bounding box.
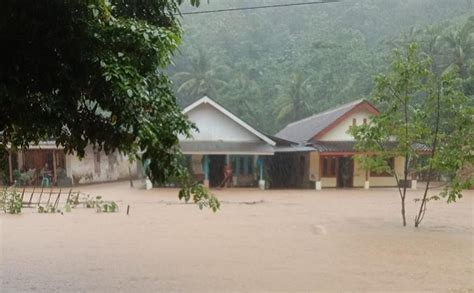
[351,44,429,226]
[0,0,219,211]
[413,70,473,227]
[442,17,474,78]
[173,48,229,104]
[275,73,313,124]
[351,43,473,227]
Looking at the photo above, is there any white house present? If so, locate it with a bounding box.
[179,96,276,188]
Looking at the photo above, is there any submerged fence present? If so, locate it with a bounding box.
[2,186,81,209]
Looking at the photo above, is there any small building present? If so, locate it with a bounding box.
[179,96,276,188]
[6,143,138,186]
[273,99,421,189]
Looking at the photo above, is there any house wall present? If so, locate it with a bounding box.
[309,152,337,187]
[67,146,138,185]
[319,109,374,141]
[309,152,405,188]
[353,160,366,187]
[309,152,320,181]
[354,156,405,187]
[181,103,259,142]
[369,156,405,187]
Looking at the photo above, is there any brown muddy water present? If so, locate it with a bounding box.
[1,182,473,292]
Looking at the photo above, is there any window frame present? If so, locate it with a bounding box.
[321,156,337,177]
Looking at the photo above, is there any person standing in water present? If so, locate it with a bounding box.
[220,163,233,188]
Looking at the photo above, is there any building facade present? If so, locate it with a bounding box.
[274,99,420,190]
[7,143,138,186]
[5,97,426,189]
[179,96,276,188]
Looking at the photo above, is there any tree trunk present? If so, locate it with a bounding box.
[414,83,441,227]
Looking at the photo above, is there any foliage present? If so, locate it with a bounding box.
[351,43,474,227]
[170,1,473,134]
[275,73,313,125]
[0,188,22,214]
[38,204,61,214]
[83,194,119,213]
[173,48,229,105]
[351,43,430,226]
[0,0,187,179]
[0,0,220,211]
[178,172,220,212]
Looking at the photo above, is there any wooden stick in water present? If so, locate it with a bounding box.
[53,189,62,210]
[46,188,53,206]
[37,186,44,206]
[28,186,35,207]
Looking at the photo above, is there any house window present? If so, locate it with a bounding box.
[370,158,395,177]
[322,156,337,177]
[363,118,367,125]
[352,118,357,126]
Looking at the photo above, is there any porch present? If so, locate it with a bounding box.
[180,141,272,188]
[7,144,70,187]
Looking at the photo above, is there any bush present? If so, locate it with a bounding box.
[0,188,22,214]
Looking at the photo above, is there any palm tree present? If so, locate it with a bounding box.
[173,48,228,102]
[442,17,474,78]
[418,26,445,75]
[275,73,313,124]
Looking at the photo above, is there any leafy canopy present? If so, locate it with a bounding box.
[0,0,219,211]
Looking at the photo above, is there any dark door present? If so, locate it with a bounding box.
[209,155,226,187]
[337,157,354,188]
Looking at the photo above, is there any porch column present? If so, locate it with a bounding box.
[316,155,322,190]
[364,170,370,190]
[203,155,210,188]
[315,176,322,190]
[233,156,240,186]
[411,157,417,190]
[257,157,265,190]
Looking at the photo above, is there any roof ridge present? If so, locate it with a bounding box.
[285,99,365,128]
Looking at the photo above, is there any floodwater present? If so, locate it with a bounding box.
[1,182,473,292]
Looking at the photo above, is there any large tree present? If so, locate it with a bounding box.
[351,43,473,227]
[0,0,219,210]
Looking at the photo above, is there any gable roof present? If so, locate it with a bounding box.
[275,99,379,143]
[183,96,276,146]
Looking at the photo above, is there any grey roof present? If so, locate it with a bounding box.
[312,141,358,152]
[273,145,316,153]
[180,141,274,155]
[275,99,367,143]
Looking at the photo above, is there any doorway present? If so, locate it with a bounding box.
[209,155,226,187]
[337,156,354,188]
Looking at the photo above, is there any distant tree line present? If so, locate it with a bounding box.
[170,0,473,134]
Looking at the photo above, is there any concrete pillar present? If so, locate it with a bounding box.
[233,156,240,186]
[315,181,322,190]
[257,157,265,190]
[411,157,417,190]
[364,170,370,190]
[203,155,210,188]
